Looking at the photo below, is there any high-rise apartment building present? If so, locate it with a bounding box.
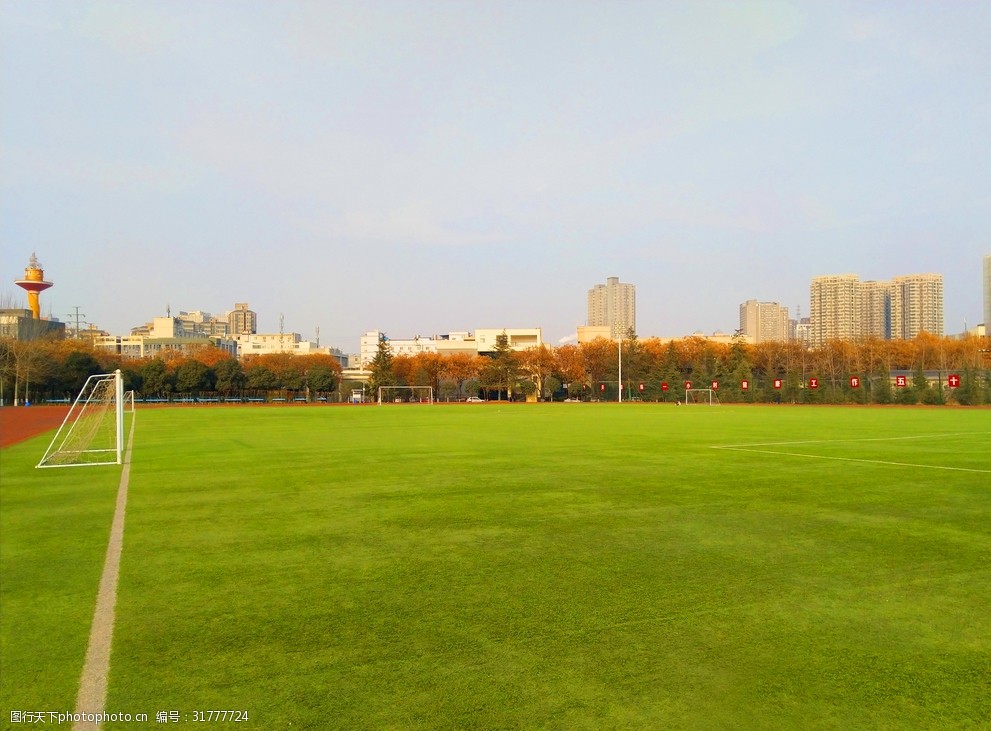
[810,274,860,346]
[228,302,257,335]
[810,273,943,347]
[892,274,943,339]
[984,255,991,328]
[859,280,893,339]
[739,300,789,343]
[587,277,635,339]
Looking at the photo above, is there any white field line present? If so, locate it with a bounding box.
[73,413,136,731]
[711,432,991,474]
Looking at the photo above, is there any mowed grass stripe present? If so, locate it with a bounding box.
[6,405,988,729]
[0,435,121,719]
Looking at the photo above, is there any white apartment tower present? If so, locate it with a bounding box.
[739,300,790,343]
[892,274,943,339]
[810,274,860,347]
[587,277,636,339]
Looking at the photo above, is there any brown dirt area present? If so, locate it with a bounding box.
[0,405,70,448]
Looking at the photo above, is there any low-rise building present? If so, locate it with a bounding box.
[0,309,66,340]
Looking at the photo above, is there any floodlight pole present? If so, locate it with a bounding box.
[617,333,622,403]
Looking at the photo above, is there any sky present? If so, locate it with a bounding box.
[2,1,989,354]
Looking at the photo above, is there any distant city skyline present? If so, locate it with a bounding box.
[5,256,982,354]
[2,3,988,351]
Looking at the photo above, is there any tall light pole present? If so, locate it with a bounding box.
[617,333,623,403]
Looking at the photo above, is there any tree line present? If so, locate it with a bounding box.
[2,331,988,406]
[0,339,343,404]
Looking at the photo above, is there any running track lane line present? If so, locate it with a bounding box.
[72,412,136,731]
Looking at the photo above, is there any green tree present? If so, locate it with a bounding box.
[140,358,172,397]
[54,351,103,397]
[368,334,396,397]
[481,332,519,400]
[246,365,278,391]
[215,358,246,396]
[175,360,213,395]
[307,365,338,395]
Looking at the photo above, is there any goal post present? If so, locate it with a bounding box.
[377,385,434,405]
[684,388,719,405]
[38,370,131,468]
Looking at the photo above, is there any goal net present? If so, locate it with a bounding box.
[378,385,434,404]
[685,388,719,405]
[38,370,131,468]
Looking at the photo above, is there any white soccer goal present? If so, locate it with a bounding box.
[38,370,132,468]
[377,385,434,405]
[684,388,719,405]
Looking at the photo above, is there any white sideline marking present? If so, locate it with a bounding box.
[73,414,136,731]
[711,432,991,474]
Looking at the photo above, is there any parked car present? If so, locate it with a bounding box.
[465,396,486,403]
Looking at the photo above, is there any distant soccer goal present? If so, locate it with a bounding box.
[38,370,132,468]
[378,385,434,405]
[685,388,719,405]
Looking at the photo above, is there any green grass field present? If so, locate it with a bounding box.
[2,404,989,729]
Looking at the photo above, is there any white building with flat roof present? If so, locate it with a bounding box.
[359,328,543,366]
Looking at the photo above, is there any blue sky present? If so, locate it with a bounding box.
[2,1,988,353]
